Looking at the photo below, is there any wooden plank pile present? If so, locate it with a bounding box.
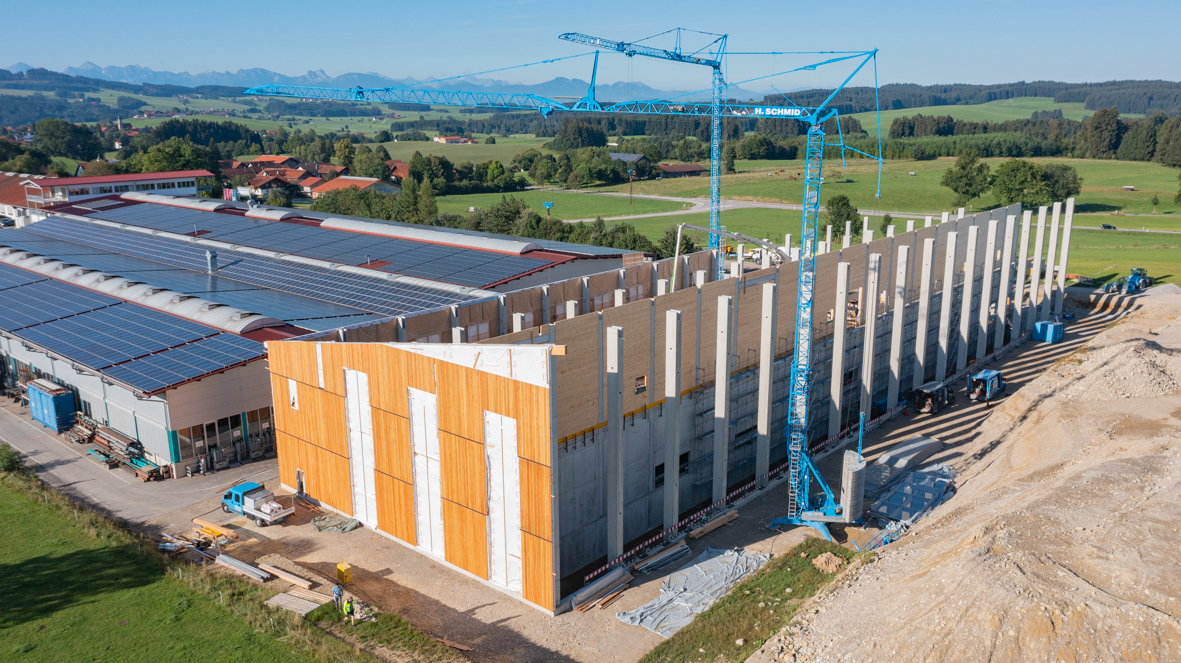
[632,540,692,574]
[265,593,321,615]
[257,564,313,589]
[689,510,738,539]
[571,567,633,613]
[287,587,333,604]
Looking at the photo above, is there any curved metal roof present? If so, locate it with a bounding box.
[321,217,543,255]
[120,191,233,212]
[0,247,282,334]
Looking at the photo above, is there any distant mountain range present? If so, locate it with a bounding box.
[13,61,769,102]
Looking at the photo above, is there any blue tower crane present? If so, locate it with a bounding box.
[244,36,884,542]
[558,30,727,256]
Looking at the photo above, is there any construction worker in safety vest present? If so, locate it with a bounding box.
[343,597,356,626]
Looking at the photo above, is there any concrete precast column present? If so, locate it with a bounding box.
[605,325,624,560]
[566,300,578,320]
[512,312,525,334]
[541,285,551,325]
[828,262,852,438]
[912,238,936,389]
[887,245,910,411]
[1028,207,1048,333]
[1013,211,1032,337]
[1042,202,1062,321]
[860,253,882,419]
[977,219,999,363]
[925,216,933,228]
[843,221,852,248]
[614,289,626,308]
[997,215,1017,347]
[942,212,950,224]
[498,295,508,336]
[957,225,979,372]
[826,225,832,247]
[935,232,958,381]
[906,219,915,233]
[712,296,732,505]
[663,310,682,535]
[755,282,777,483]
[863,230,874,244]
[1054,198,1075,317]
[657,279,669,296]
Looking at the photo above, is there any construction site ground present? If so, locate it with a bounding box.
[0,289,1145,663]
[751,289,1181,662]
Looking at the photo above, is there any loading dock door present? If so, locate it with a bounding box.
[484,411,522,592]
[344,369,378,528]
[409,387,445,558]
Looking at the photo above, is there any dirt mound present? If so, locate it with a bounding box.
[752,297,1181,663]
[810,553,843,574]
[1146,282,1181,297]
[1060,338,1181,400]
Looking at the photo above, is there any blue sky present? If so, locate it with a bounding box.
[4,0,1179,91]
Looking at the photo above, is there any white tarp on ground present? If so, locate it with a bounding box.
[616,547,769,638]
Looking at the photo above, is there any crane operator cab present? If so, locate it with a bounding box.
[913,380,954,415]
[968,369,1006,404]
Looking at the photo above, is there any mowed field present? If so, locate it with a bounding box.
[846,96,1141,135]
[435,189,688,219]
[598,157,1180,217]
[0,476,318,663]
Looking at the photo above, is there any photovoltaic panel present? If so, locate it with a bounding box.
[0,275,123,331]
[103,333,265,394]
[0,263,47,290]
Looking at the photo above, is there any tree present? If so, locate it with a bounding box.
[123,137,217,174]
[910,144,933,161]
[265,188,291,207]
[940,149,991,207]
[334,139,355,170]
[32,118,102,160]
[738,134,775,160]
[1175,172,1181,205]
[722,143,736,174]
[878,213,893,237]
[394,176,420,223]
[352,145,391,181]
[115,96,147,112]
[1152,195,1159,213]
[1116,114,1166,162]
[79,160,121,176]
[417,182,437,223]
[1041,163,1083,202]
[1084,107,1124,158]
[484,136,496,144]
[486,160,505,181]
[551,120,607,150]
[990,159,1050,207]
[656,225,699,260]
[824,194,859,231]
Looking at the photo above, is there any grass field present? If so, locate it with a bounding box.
[639,538,860,663]
[436,190,687,219]
[0,472,320,663]
[376,135,549,164]
[1064,228,1180,286]
[597,157,1181,217]
[846,97,1140,135]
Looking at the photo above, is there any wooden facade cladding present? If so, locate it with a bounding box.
[268,340,556,612]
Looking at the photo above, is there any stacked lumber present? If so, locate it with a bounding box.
[193,518,239,539]
[265,593,320,616]
[288,587,333,604]
[572,568,634,613]
[257,564,313,589]
[689,510,738,539]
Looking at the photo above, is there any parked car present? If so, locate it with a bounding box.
[1100,223,1117,230]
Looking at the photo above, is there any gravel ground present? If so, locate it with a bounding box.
[750,294,1181,663]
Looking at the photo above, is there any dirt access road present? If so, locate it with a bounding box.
[753,292,1181,662]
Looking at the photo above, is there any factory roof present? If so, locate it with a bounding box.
[24,170,213,188]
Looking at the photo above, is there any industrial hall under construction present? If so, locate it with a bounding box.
[0,192,642,479]
[265,198,1078,613]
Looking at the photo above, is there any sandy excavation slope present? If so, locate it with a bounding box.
[755,295,1181,663]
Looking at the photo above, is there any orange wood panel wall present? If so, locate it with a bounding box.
[268,340,557,612]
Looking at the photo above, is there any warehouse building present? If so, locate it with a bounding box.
[265,200,1082,614]
[0,192,642,477]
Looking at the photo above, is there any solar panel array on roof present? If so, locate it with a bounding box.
[83,203,553,287]
[27,216,474,316]
[0,228,382,326]
[0,261,265,394]
[103,334,266,394]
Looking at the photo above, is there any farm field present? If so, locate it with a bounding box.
[846,96,1141,135]
[435,189,686,219]
[377,134,548,164]
[1062,228,1180,286]
[597,157,1180,217]
[0,475,319,663]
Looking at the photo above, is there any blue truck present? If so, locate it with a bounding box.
[221,482,294,527]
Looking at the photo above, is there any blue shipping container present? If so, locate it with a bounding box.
[1033,320,1064,344]
[27,379,76,433]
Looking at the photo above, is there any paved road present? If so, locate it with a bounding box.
[1074,225,1181,235]
[0,400,277,522]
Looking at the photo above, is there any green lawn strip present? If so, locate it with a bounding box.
[639,538,865,663]
[1063,228,1181,286]
[597,158,1180,218]
[0,466,439,663]
[1072,214,1181,232]
[621,208,800,248]
[307,603,458,661]
[375,135,549,164]
[436,190,687,220]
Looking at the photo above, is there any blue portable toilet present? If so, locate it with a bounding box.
[1033,320,1064,343]
[27,379,76,433]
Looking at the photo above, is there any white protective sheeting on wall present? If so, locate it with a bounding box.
[344,369,378,528]
[409,387,445,558]
[400,344,550,389]
[484,411,522,592]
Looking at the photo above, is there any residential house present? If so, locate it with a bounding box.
[433,136,478,144]
[386,159,410,183]
[309,176,400,199]
[658,163,707,178]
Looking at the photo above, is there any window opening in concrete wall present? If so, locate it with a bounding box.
[679,451,690,475]
[654,462,665,488]
[635,375,647,395]
[288,378,299,409]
